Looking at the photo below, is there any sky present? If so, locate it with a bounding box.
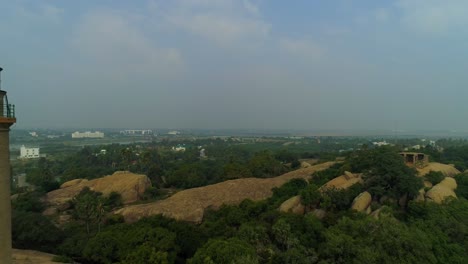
[1,0,468,131]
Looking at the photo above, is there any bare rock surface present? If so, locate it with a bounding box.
[438,177,457,190]
[279,195,304,215]
[60,179,88,189]
[417,163,460,177]
[415,189,426,202]
[312,209,326,220]
[320,172,363,191]
[46,171,151,208]
[351,191,372,212]
[12,249,59,264]
[115,162,336,223]
[425,177,458,204]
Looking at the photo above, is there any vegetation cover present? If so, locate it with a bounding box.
[10,140,468,263]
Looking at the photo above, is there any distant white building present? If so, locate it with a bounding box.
[120,129,153,135]
[20,145,40,159]
[71,131,104,139]
[200,149,206,158]
[372,141,390,147]
[29,131,38,137]
[172,145,186,152]
[167,130,181,135]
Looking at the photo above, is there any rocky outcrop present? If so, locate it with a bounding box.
[320,171,363,191]
[12,249,58,264]
[312,209,326,220]
[370,206,391,219]
[425,177,457,204]
[439,177,457,190]
[46,171,151,209]
[60,178,88,189]
[279,196,304,215]
[423,181,433,188]
[417,163,460,177]
[415,189,426,202]
[351,191,372,212]
[115,162,336,223]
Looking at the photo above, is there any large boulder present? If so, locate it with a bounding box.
[115,162,336,223]
[351,191,372,212]
[279,196,304,215]
[311,209,327,220]
[417,163,460,177]
[46,171,151,208]
[438,177,457,190]
[320,172,363,191]
[425,177,457,204]
[415,189,426,202]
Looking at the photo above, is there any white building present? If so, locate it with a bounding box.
[120,129,153,135]
[71,131,104,139]
[167,130,181,135]
[372,141,390,147]
[20,145,40,159]
[172,145,186,152]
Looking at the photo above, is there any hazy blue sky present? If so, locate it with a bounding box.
[1,0,467,131]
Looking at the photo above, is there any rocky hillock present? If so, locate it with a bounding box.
[45,171,151,210]
[417,162,460,177]
[115,162,336,223]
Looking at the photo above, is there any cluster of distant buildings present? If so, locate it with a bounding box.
[120,129,153,135]
[71,131,104,139]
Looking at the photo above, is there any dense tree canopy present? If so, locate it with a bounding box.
[348,147,423,199]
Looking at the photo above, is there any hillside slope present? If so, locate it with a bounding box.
[46,171,151,208]
[115,161,336,223]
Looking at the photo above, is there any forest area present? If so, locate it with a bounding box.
[10,139,468,263]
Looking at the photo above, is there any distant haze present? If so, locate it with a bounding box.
[1,0,468,131]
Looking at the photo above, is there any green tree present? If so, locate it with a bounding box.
[122,244,169,264]
[455,173,468,199]
[319,216,437,264]
[71,187,105,234]
[12,191,45,213]
[350,147,422,200]
[189,238,258,264]
[300,184,321,211]
[12,210,63,252]
[425,171,445,185]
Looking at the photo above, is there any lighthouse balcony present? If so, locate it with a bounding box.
[0,104,16,124]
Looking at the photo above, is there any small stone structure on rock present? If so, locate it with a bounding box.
[399,152,429,168]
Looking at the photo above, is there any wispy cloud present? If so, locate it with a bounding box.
[156,0,270,46]
[71,10,184,79]
[280,38,325,60]
[396,0,468,34]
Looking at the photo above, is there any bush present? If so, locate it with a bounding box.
[425,171,445,185]
[12,191,45,213]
